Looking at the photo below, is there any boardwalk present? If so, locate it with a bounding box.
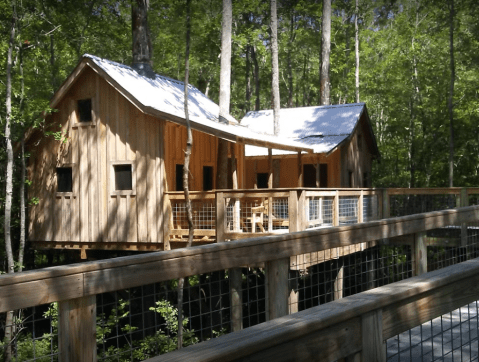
[387,301,479,361]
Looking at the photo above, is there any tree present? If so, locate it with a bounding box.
[216,0,232,190]
[270,0,280,135]
[447,0,455,187]
[320,0,331,105]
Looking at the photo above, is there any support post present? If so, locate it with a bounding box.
[361,310,386,362]
[381,189,390,219]
[334,191,339,226]
[414,231,427,276]
[229,267,243,332]
[58,295,96,362]
[297,151,303,187]
[334,259,344,300]
[216,192,225,242]
[266,257,289,320]
[268,148,273,189]
[358,190,364,223]
[288,191,300,313]
[460,188,468,247]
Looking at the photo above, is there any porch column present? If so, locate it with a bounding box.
[297,151,303,187]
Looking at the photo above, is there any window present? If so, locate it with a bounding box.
[320,164,328,188]
[203,166,213,191]
[303,164,317,188]
[78,99,92,122]
[176,164,184,191]
[256,173,269,189]
[114,164,132,190]
[57,167,73,193]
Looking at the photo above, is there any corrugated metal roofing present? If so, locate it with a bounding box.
[76,55,313,153]
[241,104,366,156]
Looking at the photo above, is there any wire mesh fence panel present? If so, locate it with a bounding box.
[170,199,216,242]
[241,267,267,329]
[0,304,58,362]
[305,196,334,228]
[339,197,359,225]
[288,244,412,314]
[390,194,458,217]
[387,301,479,362]
[363,195,379,222]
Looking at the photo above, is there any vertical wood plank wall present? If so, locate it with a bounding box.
[28,67,236,247]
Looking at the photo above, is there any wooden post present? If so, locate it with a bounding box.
[297,151,303,187]
[334,259,344,300]
[334,191,339,226]
[460,188,468,247]
[229,146,243,332]
[229,267,243,332]
[216,192,225,242]
[315,163,320,188]
[358,190,364,223]
[289,190,299,232]
[58,295,96,362]
[414,231,427,276]
[266,257,289,320]
[381,189,390,219]
[268,148,273,189]
[288,190,302,313]
[361,310,386,361]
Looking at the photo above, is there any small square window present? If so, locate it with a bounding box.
[114,164,132,190]
[78,99,92,122]
[57,167,73,193]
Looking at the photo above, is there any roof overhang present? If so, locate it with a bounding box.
[49,57,313,153]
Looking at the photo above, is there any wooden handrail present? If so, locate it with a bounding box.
[154,257,479,362]
[1,205,479,313]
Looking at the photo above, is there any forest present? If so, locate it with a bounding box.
[1,0,479,268]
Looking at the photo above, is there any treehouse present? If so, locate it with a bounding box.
[26,54,313,255]
[240,103,380,189]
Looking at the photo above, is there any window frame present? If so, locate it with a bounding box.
[56,163,76,196]
[72,98,96,128]
[110,161,136,195]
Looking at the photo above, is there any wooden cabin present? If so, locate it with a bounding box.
[26,54,312,254]
[240,104,380,189]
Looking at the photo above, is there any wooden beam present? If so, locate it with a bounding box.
[413,232,427,276]
[268,148,273,189]
[58,295,96,362]
[266,258,289,320]
[361,310,386,362]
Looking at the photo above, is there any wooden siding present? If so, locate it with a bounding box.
[164,123,244,191]
[28,66,246,248]
[245,150,342,189]
[28,68,167,246]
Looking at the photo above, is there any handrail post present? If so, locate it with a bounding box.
[382,189,390,219]
[58,295,96,362]
[216,192,225,242]
[361,309,386,361]
[414,231,427,276]
[460,188,468,247]
[266,258,289,320]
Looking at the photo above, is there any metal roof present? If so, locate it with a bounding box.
[241,104,370,156]
[52,54,313,153]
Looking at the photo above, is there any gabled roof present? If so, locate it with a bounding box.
[50,54,313,153]
[241,103,379,157]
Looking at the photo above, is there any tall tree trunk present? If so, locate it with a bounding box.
[286,8,295,108]
[216,0,232,190]
[355,0,360,103]
[4,7,16,362]
[271,0,280,135]
[448,0,455,187]
[251,45,260,111]
[320,0,331,105]
[245,45,251,113]
[178,0,193,350]
[19,46,26,272]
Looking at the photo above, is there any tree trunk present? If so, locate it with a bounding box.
[217,0,232,190]
[19,45,26,272]
[178,0,193,350]
[448,0,455,187]
[271,0,280,135]
[355,0,360,103]
[245,45,251,113]
[251,45,260,111]
[320,0,331,105]
[4,8,16,362]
